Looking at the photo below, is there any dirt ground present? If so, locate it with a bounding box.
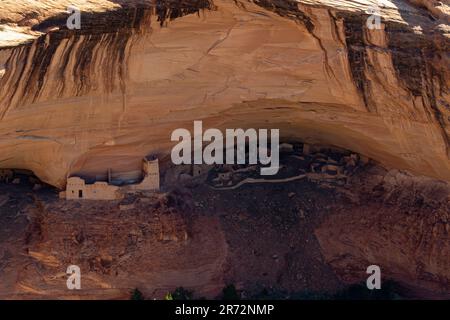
[0,169,347,299]
[0,162,448,299]
[191,180,345,297]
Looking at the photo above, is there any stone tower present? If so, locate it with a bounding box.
[135,157,160,191]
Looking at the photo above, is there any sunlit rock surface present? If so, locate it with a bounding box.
[0,0,448,188]
[0,0,449,300]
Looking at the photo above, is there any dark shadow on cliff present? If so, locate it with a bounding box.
[32,0,216,33]
[389,0,444,32]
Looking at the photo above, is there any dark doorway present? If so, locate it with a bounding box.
[78,190,83,198]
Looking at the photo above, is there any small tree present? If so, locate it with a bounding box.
[222,284,240,300]
[164,292,173,300]
[171,287,193,300]
[131,288,144,300]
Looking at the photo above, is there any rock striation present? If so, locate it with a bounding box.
[0,0,448,188]
[316,168,450,297]
[0,0,449,299]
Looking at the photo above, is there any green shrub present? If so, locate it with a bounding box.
[170,287,193,300]
[222,284,240,300]
[131,288,144,300]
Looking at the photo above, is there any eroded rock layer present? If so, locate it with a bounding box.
[0,0,449,299]
[0,0,448,188]
[316,168,450,298]
[0,161,448,299]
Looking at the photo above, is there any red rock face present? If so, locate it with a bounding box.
[0,163,448,299]
[0,0,448,300]
[0,189,228,299]
[315,168,450,298]
[0,0,448,187]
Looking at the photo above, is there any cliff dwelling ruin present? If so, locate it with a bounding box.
[0,0,449,302]
[0,169,13,183]
[60,157,160,200]
[175,142,373,190]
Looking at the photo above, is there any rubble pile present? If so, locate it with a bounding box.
[204,143,372,189]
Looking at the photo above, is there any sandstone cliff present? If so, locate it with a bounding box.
[0,163,448,299]
[0,0,449,300]
[0,0,449,188]
[315,167,450,297]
